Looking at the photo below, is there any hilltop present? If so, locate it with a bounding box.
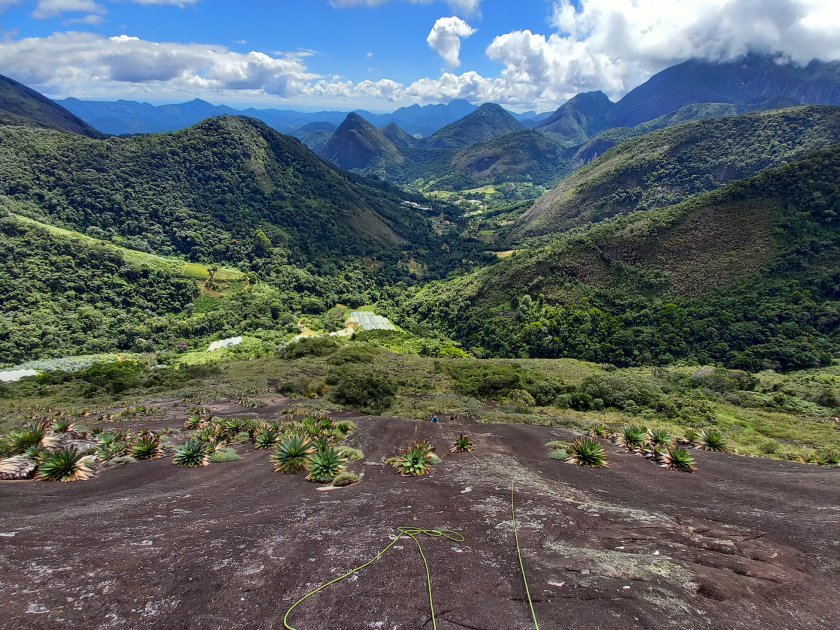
[423,103,524,149]
[319,112,403,170]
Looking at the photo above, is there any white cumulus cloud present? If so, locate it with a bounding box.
[426,16,475,68]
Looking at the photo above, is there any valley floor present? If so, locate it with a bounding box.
[1,396,839,630]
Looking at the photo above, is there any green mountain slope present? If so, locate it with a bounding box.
[0,208,199,365]
[0,114,435,263]
[608,54,840,128]
[0,74,106,139]
[319,112,403,169]
[390,146,840,370]
[423,103,524,149]
[535,91,614,147]
[451,130,570,186]
[380,122,417,149]
[515,105,840,239]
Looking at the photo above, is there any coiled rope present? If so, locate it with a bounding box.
[283,526,464,630]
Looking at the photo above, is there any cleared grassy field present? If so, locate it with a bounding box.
[11,213,243,281]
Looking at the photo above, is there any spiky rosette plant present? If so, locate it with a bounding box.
[184,415,202,430]
[567,437,609,467]
[195,426,216,443]
[172,440,210,468]
[52,420,75,433]
[98,441,127,461]
[661,447,697,472]
[642,444,667,463]
[271,435,315,473]
[616,425,646,452]
[698,429,726,452]
[255,429,280,450]
[305,446,347,483]
[451,434,475,453]
[392,441,436,477]
[646,428,672,447]
[37,448,94,482]
[130,437,164,460]
[24,444,50,462]
[588,423,610,439]
[681,428,700,447]
[313,436,331,452]
[9,424,46,454]
[97,432,116,447]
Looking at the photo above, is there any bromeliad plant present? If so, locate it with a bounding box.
[588,423,610,439]
[172,440,210,468]
[646,428,672,448]
[661,447,697,472]
[51,420,75,433]
[305,446,347,483]
[255,429,280,450]
[130,437,164,461]
[37,448,94,482]
[681,428,700,447]
[616,425,647,452]
[567,437,609,468]
[271,435,315,473]
[698,429,726,452]
[9,424,46,454]
[392,440,436,477]
[450,434,475,453]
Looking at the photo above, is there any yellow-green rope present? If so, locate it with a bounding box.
[283,526,464,630]
[511,478,540,630]
[440,423,541,630]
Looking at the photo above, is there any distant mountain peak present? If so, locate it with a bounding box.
[424,102,524,149]
[319,112,403,169]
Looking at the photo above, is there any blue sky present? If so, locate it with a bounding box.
[0,0,838,112]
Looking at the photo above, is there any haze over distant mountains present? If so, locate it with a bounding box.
[57,96,542,138]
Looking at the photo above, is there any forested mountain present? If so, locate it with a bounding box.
[514,105,840,239]
[608,55,840,128]
[535,91,614,146]
[423,104,524,149]
[319,112,403,169]
[389,145,840,371]
[380,122,417,149]
[451,130,570,185]
[0,74,106,139]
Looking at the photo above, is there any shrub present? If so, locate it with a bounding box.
[37,448,94,482]
[332,471,360,486]
[550,448,569,460]
[327,347,378,366]
[503,389,536,409]
[328,369,398,413]
[527,379,566,406]
[567,438,608,467]
[445,362,528,399]
[278,337,338,360]
[336,446,364,460]
[209,447,241,463]
[580,374,662,410]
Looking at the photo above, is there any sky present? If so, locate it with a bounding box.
[0,0,839,113]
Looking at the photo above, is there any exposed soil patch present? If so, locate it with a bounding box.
[1,402,839,630]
